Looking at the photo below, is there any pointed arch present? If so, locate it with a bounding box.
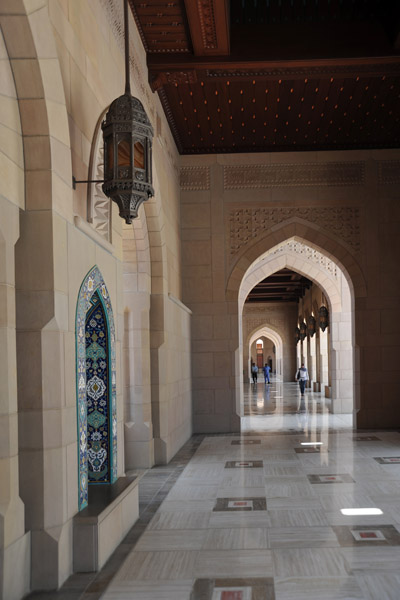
[227,220,367,301]
[76,266,117,510]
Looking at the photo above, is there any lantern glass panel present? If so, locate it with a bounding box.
[134,141,145,169]
[117,137,131,168]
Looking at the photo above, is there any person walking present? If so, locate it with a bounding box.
[296,363,309,396]
[263,363,271,384]
[251,362,258,384]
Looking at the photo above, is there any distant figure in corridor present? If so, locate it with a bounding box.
[251,362,258,384]
[296,363,309,396]
[263,363,271,384]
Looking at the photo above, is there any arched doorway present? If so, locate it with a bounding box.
[237,237,356,421]
[76,266,117,510]
[245,327,283,381]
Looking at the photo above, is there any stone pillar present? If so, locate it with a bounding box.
[0,205,30,600]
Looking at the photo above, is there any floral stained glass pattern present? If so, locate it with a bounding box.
[76,266,117,510]
[85,295,110,482]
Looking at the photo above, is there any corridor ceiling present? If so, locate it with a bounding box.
[245,268,312,303]
[129,0,400,154]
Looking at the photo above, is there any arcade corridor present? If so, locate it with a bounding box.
[35,382,400,600]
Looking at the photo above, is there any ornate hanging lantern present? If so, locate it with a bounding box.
[299,320,307,341]
[294,327,300,344]
[307,315,316,337]
[319,305,329,331]
[101,0,154,223]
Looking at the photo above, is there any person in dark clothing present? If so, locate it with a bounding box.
[251,362,258,384]
[296,363,309,396]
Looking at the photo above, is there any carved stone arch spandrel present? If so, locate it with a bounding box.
[227,219,367,302]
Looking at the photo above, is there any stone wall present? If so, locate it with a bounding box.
[181,150,400,431]
[0,0,191,596]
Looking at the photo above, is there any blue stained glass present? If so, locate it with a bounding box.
[85,294,110,483]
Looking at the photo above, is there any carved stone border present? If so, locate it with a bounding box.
[228,206,361,257]
[378,160,400,184]
[224,162,365,189]
[180,166,210,190]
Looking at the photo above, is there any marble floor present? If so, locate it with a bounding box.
[30,382,400,600]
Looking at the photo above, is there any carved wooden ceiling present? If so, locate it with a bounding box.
[245,269,312,303]
[129,0,400,154]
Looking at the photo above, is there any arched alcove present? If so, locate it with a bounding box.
[76,266,117,510]
[237,236,356,421]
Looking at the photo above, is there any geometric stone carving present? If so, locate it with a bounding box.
[378,161,400,185]
[89,143,112,241]
[268,241,338,279]
[224,162,365,189]
[180,166,210,190]
[229,207,361,257]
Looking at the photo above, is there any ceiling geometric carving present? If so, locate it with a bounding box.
[129,0,400,154]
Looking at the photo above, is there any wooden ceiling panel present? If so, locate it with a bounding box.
[246,269,312,304]
[129,0,400,154]
[129,0,191,53]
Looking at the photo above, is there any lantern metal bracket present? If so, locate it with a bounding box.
[72,176,104,190]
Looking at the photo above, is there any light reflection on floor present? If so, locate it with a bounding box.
[241,376,353,433]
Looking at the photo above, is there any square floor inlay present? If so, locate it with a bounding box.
[308,474,355,484]
[225,461,263,469]
[231,440,261,445]
[213,497,267,512]
[353,436,381,441]
[294,447,324,453]
[374,457,400,464]
[191,578,275,600]
[333,525,400,547]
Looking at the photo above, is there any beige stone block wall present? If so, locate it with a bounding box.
[181,149,400,431]
[151,294,192,463]
[49,0,189,468]
[0,19,30,600]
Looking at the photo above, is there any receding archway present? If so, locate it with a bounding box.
[246,326,284,381]
[236,235,358,423]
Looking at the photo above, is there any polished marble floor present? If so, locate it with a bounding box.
[30,382,400,600]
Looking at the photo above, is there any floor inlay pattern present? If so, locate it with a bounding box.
[25,381,400,600]
[225,461,264,469]
[191,577,275,599]
[307,474,355,484]
[333,524,400,547]
[374,457,400,464]
[213,498,267,512]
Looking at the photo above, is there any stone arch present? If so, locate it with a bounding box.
[76,266,117,510]
[236,235,356,418]
[247,326,283,378]
[227,219,367,302]
[1,0,73,214]
[238,238,343,316]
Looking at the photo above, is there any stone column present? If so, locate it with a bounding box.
[0,205,30,600]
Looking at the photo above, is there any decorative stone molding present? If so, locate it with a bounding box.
[229,207,361,257]
[180,166,210,190]
[378,160,400,184]
[244,316,285,336]
[268,241,338,279]
[224,162,365,189]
